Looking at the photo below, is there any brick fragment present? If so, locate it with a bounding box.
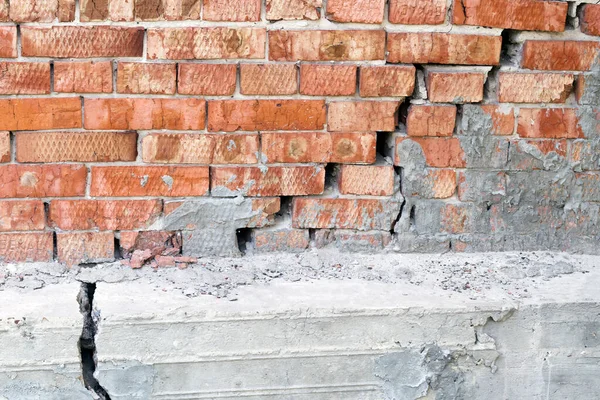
[57,232,115,267]
[396,137,466,168]
[0,233,53,263]
[0,62,50,95]
[0,98,81,131]
[326,0,385,23]
[253,229,310,252]
[328,101,399,132]
[240,64,297,95]
[339,165,395,196]
[517,108,583,139]
[9,0,74,22]
[117,63,177,94]
[203,0,261,21]
[0,27,17,58]
[0,132,9,163]
[0,165,87,198]
[266,0,321,20]
[406,105,457,137]
[134,0,201,21]
[178,64,237,95]
[581,4,600,36]
[426,70,486,103]
[360,66,415,97]
[0,201,45,231]
[521,41,600,71]
[389,0,447,24]
[300,64,356,96]
[498,72,574,103]
[54,61,113,93]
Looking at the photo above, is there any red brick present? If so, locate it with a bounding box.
[9,0,75,22]
[266,0,321,20]
[135,0,202,20]
[178,64,236,95]
[54,61,113,93]
[0,233,53,263]
[203,0,260,21]
[58,0,75,20]
[253,229,309,252]
[452,0,568,32]
[0,98,81,131]
[328,101,399,132]
[326,0,385,23]
[360,66,415,97]
[269,30,385,61]
[389,0,447,24]
[142,133,259,164]
[480,105,515,136]
[581,4,600,36]
[409,169,456,199]
[387,33,501,65]
[0,1,6,20]
[0,132,8,163]
[80,0,108,20]
[396,137,466,168]
[339,165,395,196]
[0,62,50,95]
[330,133,377,164]
[49,200,162,231]
[84,98,205,130]
[208,100,326,132]
[517,108,583,139]
[521,41,600,71]
[0,165,86,198]
[299,64,356,96]
[211,166,325,197]
[110,0,135,21]
[57,232,115,267]
[498,72,574,104]
[522,139,568,157]
[117,62,177,94]
[426,71,485,103]
[0,27,17,58]
[0,201,45,231]
[91,166,209,197]
[406,105,456,137]
[21,26,144,57]
[16,131,137,162]
[147,27,266,59]
[240,64,297,95]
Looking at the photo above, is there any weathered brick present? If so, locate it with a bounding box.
[9,0,74,22]
[326,0,385,23]
[0,132,8,163]
[58,0,75,20]
[109,0,135,21]
[266,0,321,20]
[458,171,506,203]
[0,62,50,95]
[253,229,310,252]
[299,64,356,96]
[147,28,266,59]
[178,64,237,95]
[240,64,297,95]
[203,0,261,21]
[57,232,115,267]
[269,30,385,61]
[0,27,17,58]
[211,166,325,197]
[16,131,137,162]
[521,41,600,71]
[85,98,205,130]
[387,33,501,65]
[579,173,600,201]
[389,0,447,24]
[117,62,177,94]
[330,132,377,163]
[208,100,326,131]
[0,165,86,198]
[0,98,81,131]
[339,165,395,196]
[91,166,209,197]
[80,0,108,20]
[49,200,162,231]
[360,66,415,97]
[406,169,456,199]
[0,0,6,20]
[0,201,45,231]
[135,0,201,20]
[571,140,600,171]
[0,233,53,263]
[406,105,457,137]
[480,105,515,136]
[426,70,486,103]
[517,108,583,139]
[328,101,399,132]
[143,133,258,164]
[54,61,113,93]
[396,137,466,168]
[439,203,471,234]
[452,0,568,32]
[21,26,144,57]
[581,4,600,36]
[498,72,574,103]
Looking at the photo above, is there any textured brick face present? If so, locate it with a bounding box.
[117,63,177,94]
[0,233,53,263]
[240,64,298,95]
[326,0,385,23]
[360,66,416,97]
[389,0,447,25]
[0,98,81,131]
[54,61,113,93]
[0,27,17,58]
[203,0,261,21]
[426,71,486,103]
[339,165,395,196]
[0,165,87,197]
[407,105,457,137]
[266,0,321,20]
[498,73,574,103]
[328,102,399,132]
[178,64,237,95]
[0,62,50,95]
[0,201,46,232]
[521,41,600,71]
[300,65,356,96]
[57,232,115,267]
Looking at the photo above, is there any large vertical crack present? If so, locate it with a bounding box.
[77,282,112,400]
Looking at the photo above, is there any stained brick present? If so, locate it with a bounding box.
[117,62,177,94]
[517,108,583,139]
[9,0,75,22]
[498,72,574,103]
[389,0,447,25]
[0,132,9,163]
[300,64,357,96]
[339,165,395,196]
[54,61,113,93]
[328,101,399,132]
[57,232,115,267]
[581,4,600,36]
[0,165,87,198]
[266,0,321,20]
[80,0,108,21]
[406,105,457,137]
[135,0,201,20]
[0,233,53,263]
[326,0,385,23]
[480,105,515,136]
[360,66,416,97]
[406,169,457,199]
[253,229,310,252]
[178,64,237,95]
[0,201,45,231]
[426,70,486,103]
[0,98,81,131]
[240,64,297,95]
[396,137,466,168]
[0,62,50,95]
[0,27,17,58]
[203,0,261,21]
[521,41,600,71]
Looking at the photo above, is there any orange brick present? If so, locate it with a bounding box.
[0,98,81,131]
[0,165,86,198]
[21,26,144,57]
[266,0,321,20]
[410,169,456,199]
[49,200,162,231]
[396,137,466,168]
[117,62,177,94]
[9,0,75,22]
[208,100,326,131]
[0,62,50,95]
[0,233,54,263]
[84,98,205,130]
[80,0,108,20]
[389,0,447,24]
[240,64,297,95]
[147,27,266,59]
[142,133,259,164]
[299,64,357,96]
[253,229,309,252]
[0,201,45,231]
[91,166,209,197]
[498,73,574,103]
[54,61,113,93]
[452,0,568,32]
[0,27,17,58]
[211,166,325,197]
[480,105,515,136]
[328,101,399,132]
[581,4,600,36]
[522,139,568,157]
[521,41,600,71]
[387,33,501,65]
[269,30,385,61]
[406,105,457,137]
[203,0,260,21]
[326,0,385,23]
[339,165,395,196]
[360,66,415,97]
[178,64,236,95]
[57,232,115,267]
[16,131,137,162]
[517,108,583,139]
[0,132,8,163]
[330,132,377,164]
[426,70,486,103]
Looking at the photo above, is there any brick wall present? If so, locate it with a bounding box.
[0,0,599,266]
